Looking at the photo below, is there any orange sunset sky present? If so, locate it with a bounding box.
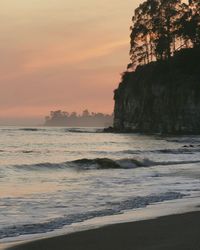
[0,0,141,125]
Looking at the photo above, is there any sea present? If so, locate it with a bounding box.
[0,127,200,246]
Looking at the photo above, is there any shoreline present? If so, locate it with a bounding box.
[6,211,200,250]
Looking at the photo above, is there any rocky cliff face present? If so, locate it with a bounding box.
[114,47,200,134]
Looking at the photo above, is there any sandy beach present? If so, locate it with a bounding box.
[7,211,200,250]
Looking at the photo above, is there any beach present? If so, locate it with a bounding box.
[7,211,200,250]
[1,0,200,249]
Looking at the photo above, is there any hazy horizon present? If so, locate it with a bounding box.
[0,110,114,126]
[0,0,141,125]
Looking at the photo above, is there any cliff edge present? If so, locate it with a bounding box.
[114,47,200,134]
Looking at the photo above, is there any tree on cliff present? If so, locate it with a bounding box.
[129,0,200,69]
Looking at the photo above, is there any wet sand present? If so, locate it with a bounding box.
[7,211,200,250]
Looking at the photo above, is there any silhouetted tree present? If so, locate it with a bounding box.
[82,109,90,117]
[44,110,113,127]
[129,0,200,68]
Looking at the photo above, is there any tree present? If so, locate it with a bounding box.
[188,0,200,46]
[129,0,200,68]
[82,109,90,117]
[70,112,77,118]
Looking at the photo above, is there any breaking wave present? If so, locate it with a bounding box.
[0,192,185,240]
[13,157,200,171]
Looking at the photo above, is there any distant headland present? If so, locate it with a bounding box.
[44,110,113,127]
[113,0,200,134]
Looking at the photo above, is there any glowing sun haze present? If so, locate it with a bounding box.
[0,0,141,125]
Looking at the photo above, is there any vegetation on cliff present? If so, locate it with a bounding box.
[128,0,200,68]
[114,47,200,133]
[113,0,200,134]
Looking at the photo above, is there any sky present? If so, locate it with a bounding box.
[0,0,141,125]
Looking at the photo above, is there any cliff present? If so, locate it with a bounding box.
[113,47,200,134]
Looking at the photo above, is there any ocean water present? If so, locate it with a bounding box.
[0,127,200,244]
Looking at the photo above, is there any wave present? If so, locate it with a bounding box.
[76,146,200,157]
[0,192,185,240]
[0,149,46,154]
[166,137,200,143]
[12,158,158,171]
[65,128,103,133]
[3,146,200,157]
[22,150,37,154]
[155,148,200,154]
[13,157,200,172]
[120,147,200,155]
[19,128,45,132]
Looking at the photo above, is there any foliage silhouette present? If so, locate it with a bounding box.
[44,110,113,127]
[129,0,200,69]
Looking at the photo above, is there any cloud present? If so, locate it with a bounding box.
[23,39,129,73]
